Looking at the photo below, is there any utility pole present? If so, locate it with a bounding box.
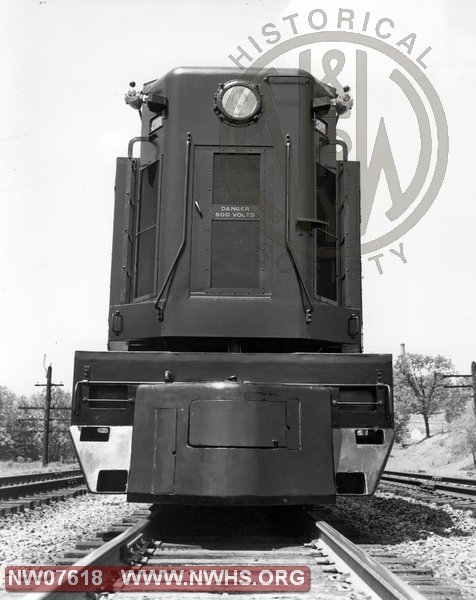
[442,364,476,417]
[44,366,52,468]
[441,364,476,467]
[34,364,64,467]
[472,361,476,417]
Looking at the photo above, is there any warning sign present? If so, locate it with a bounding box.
[212,204,259,220]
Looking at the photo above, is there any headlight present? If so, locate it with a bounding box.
[214,81,262,124]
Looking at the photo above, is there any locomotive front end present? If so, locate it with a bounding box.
[70,67,394,505]
[71,352,393,504]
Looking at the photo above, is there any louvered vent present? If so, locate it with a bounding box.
[211,153,261,289]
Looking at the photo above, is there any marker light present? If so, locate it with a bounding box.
[314,117,327,135]
[150,114,164,133]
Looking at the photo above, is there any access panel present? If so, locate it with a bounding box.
[189,399,287,448]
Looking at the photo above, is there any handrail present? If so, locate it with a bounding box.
[154,132,192,321]
[333,139,348,162]
[284,134,314,324]
[127,135,156,159]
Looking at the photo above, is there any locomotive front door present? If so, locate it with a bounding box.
[190,146,273,296]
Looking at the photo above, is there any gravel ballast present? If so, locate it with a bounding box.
[1,490,475,598]
[0,494,144,587]
[329,491,476,599]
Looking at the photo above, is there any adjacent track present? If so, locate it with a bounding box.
[0,469,86,516]
[381,470,476,513]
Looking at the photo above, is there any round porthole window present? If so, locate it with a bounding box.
[214,81,262,124]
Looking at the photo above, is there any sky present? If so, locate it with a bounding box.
[1,0,475,396]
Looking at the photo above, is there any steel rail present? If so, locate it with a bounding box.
[312,519,427,600]
[384,469,476,487]
[382,470,476,497]
[0,469,81,487]
[9,510,449,600]
[13,515,152,600]
[0,471,84,500]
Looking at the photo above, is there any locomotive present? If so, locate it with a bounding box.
[70,66,394,505]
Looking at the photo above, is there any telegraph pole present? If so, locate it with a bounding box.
[34,364,63,466]
[442,364,476,417]
[44,366,52,468]
[472,361,476,417]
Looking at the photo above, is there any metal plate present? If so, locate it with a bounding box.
[188,399,287,448]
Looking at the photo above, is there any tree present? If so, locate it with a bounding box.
[444,386,471,425]
[15,392,44,460]
[459,403,476,467]
[445,402,476,468]
[394,353,466,439]
[1,386,76,463]
[466,422,476,467]
[23,388,75,463]
[0,386,23,460]
[48,388,75,462]
[393,388,413,443]
[0,386,30,460]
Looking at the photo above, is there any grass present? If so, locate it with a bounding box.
[0,460,78,477]
[388,431,476,477]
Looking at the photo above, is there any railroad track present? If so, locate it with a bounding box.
[0,469,86,516]
[381,470,476,514]
[6,505,462,599]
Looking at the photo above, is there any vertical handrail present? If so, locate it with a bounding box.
[121,157,136,304]
[154,132,192,321]
[284,134,314,324]
[333,138,349,309]
[123,135,156,302]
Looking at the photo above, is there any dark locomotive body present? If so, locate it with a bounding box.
[71,67,394,505]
